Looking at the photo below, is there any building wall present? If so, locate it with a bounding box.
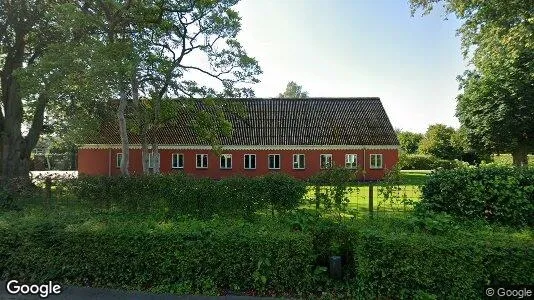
[78,147,399,180]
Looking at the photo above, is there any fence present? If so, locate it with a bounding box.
[30,173,423,217]
[305,183,423,215]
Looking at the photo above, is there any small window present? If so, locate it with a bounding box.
[172,153,184,169]
[244,154,256,169]
[345,154,358,169]
[220,154,232,169]
[370,154,383,169]
[148,153,156,169]
[268,154,280,169]
[293,154,305,169]
[320,154,333,169]
[116,153,123,168]
[196,154,208,169]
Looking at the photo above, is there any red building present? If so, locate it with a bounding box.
[78,98,399,180]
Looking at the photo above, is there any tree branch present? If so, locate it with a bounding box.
[24,93,47,153]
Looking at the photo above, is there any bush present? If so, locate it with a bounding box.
[354,221,534,299]
[398,154,468,170]
[59,173,308,218]
[308,167,359,212]
[0,210,532,298]
[418,165,534,227]
[0,216,315,296]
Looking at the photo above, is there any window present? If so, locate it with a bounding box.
[293,154,305,169]
[196,154,208,169]
[116,153,123,168]
[244,154,256,169]
[345,154,358,169]
[220,154,232,169]
[268,154,280,169]
[370,154,383,169]
[320,154,333,169]
[172,153,184,169]
[147,153,155,169]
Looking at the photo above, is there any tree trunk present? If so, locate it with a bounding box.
[1,135,32,182]
[512,145,529,166]
[117,88,129,175]
[151,137,160,174]
[151,95,161,174]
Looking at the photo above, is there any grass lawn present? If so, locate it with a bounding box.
[305,170,428,213]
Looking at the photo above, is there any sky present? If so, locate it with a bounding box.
[227,0,467,133]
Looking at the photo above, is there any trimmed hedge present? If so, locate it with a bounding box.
[419,165,534,227]
[398,154,468,170]
[59,173,307,218]
[0,215,315,296]
[0,212,533,298]
[355,225,534,299]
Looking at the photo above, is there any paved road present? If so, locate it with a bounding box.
[0,282,280,300]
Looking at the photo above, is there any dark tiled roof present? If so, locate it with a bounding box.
[87,98,399,146]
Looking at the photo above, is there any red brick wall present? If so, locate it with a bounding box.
[78,148,399,180]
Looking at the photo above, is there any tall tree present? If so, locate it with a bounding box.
[410,0,534,166]
[0,1,89,182]
[278,81,309,98]
[419,124,462,160]
[397,130,423,154]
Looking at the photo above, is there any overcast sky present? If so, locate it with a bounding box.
[227,0,466,133]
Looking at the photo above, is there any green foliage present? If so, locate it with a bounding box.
[377,167,418,210]
[418,165,534,227]
[308,167,359,213]
[260,172,308,214]
[0,209,532,298]
[398,154,468,170]
[278,81,309,98]
[411,0,534,165]
[0,215,315,296]
[419,124,463,160]
[354,219,534,299]
[397,130,423,154]
[59,173,307,219]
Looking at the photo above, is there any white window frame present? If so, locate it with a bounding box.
[320,154,333,169]
[244,154,256,170]
[147,153,155,169]
[220,154,232,169]
[345,154,358,169]
[116,153,123,168]
[196,154,208,169]
[172,153,184,169]
[370,154,383,169]
[293,154,305,169]
[268,154,281,170]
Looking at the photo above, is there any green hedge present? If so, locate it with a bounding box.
[355,224,534,299]
[398,154,468,170]
[419,165,534,227]
[0,216,315,295]
[0,212,533,298]
[59,173,307,218]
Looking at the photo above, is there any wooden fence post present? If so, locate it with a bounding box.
[368,183,373,218]
[45,177,52,208]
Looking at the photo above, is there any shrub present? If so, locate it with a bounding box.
[418,165,534,227]
[308,167,359,213]
[259,172,308,214]
[398,154,468,170]
[354,222,534,299]
[0,211,532,298]
[0,216,316,296]
[58,173,307,218]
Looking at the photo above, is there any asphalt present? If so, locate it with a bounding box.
[0,282,280,300]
